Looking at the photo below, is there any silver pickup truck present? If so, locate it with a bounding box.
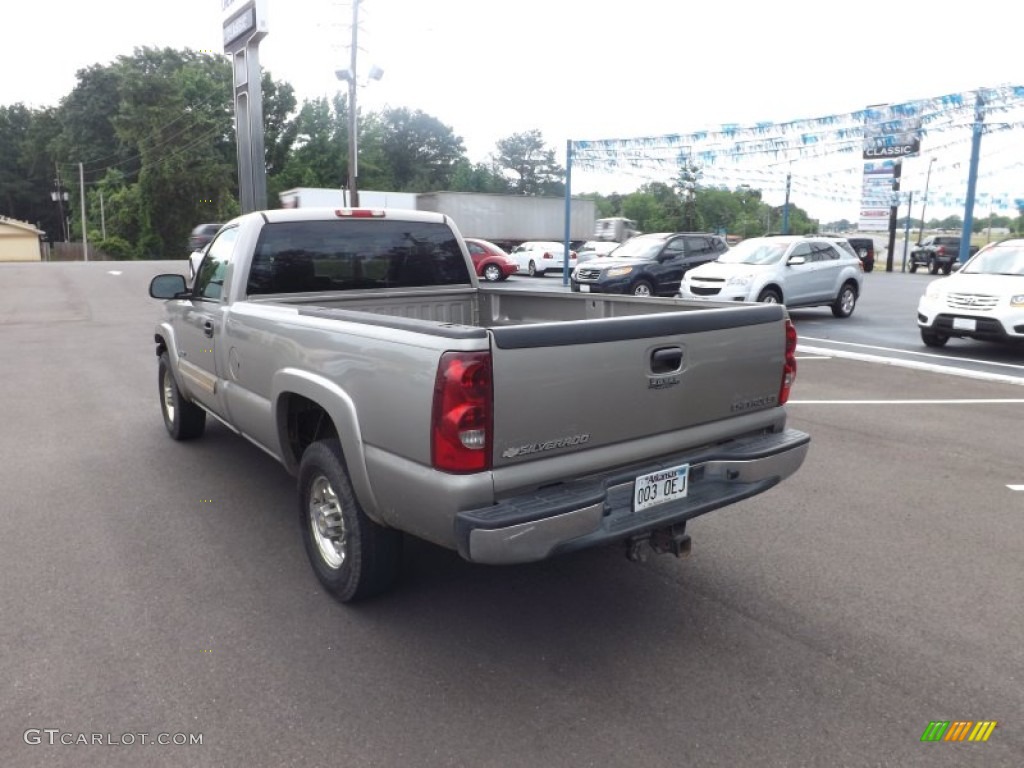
[149,208,809,602]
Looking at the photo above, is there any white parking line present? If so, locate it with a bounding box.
[801,337,1024,373]
[107,270,122,276]
[1008,485,1024,491]
[798,344,1024,388]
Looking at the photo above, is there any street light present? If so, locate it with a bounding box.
[334,0,383,208]
[917,157,936,244]
[50,185,69,242]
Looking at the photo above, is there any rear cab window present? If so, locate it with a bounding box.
[246,219,472,295]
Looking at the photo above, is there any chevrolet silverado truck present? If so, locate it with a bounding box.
[148,208,809,602]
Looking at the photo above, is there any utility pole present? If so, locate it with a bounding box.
[884,161,902,272]
[79,162,89,262]
[901,191,913,272]
[346,0,360,207]
[99,191,107,240]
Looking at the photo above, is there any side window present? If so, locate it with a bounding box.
[813,243,841,261]
[789,243,813,262]
[195,227,239,300]
[663,239,686,259]
[468,242,485,256]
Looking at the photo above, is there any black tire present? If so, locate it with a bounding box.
[831,282,858,318]
[757,287,782,304]
[928,257,939,275]
[298,439,403,603]
[920,328,949,348]
[482,264,502,282]
[942,264,952,275]
[631,280,654,297]
[158,352,206,440]
[909,260,918,273]
[528,260,542,277]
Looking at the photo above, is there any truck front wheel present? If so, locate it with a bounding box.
[158,352,206,440]
[909,259,918,273]
[928,257,939,275]
[298,439,403,602]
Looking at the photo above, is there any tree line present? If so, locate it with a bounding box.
[4,46,1018,259]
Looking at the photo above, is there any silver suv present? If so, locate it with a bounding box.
[679,235,864,317]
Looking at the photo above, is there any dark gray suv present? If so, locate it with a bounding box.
[571,232,729,297]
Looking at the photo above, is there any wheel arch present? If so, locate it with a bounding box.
[758,283,784,302]
[272,369,381,522]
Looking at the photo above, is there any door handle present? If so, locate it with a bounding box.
[650,346,683,374]
[202,320,214,338]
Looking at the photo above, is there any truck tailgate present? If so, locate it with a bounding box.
[488,304,787,467]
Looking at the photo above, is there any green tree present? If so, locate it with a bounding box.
[492,130,564,196]
[374,107,466,191]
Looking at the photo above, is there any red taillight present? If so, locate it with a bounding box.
[335,209,385,218]
[543,252,554,259]
[778,320,797,406]
[936,246,945,256]
[432,351,492,472]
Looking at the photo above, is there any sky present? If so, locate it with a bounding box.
[3,0,1022,225]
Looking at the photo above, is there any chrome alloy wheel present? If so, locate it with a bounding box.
[839,287,856,314]
[309,475,347,570]
[162,369,176,423]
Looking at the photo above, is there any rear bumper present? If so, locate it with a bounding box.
[455,427,810,564]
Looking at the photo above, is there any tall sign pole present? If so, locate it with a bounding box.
[222,0,269,213]
[958,92,986,265]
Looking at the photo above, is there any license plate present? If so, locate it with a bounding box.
[579,284,591,292]
[953,317,977,331]
[634,464,690,512]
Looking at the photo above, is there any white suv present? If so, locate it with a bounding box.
[917,238,1024,347]
[680,235,864,317]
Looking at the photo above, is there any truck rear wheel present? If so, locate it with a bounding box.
[298,439,403,602]
[928,257,939,274]
[158,352,206,440]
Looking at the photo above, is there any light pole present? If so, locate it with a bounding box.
[917,157,936,244]
[335,0,383,208]
[50,184,69,242]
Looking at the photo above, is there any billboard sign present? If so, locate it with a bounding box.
[862,105,921,161]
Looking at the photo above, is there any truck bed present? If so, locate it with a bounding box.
[257,286,749,330]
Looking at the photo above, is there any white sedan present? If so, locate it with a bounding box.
[509,241,576,277]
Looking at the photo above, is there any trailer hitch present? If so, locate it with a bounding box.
[626,523,691,562]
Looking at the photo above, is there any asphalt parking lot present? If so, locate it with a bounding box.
[1,261,1021,767]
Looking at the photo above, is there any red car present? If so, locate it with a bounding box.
[465,237,518,282]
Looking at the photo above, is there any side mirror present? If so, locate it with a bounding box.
[149,274,189,299]
[787,256,807,266]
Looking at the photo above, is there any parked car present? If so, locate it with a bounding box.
[680,235,863,318]
[916,238,1024,347]
[575,240,620,263]
[571,232,729,296]
[188,222,222,253]
[464,237,518,282]
[509,241,576,277]
[839,236,876,272]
